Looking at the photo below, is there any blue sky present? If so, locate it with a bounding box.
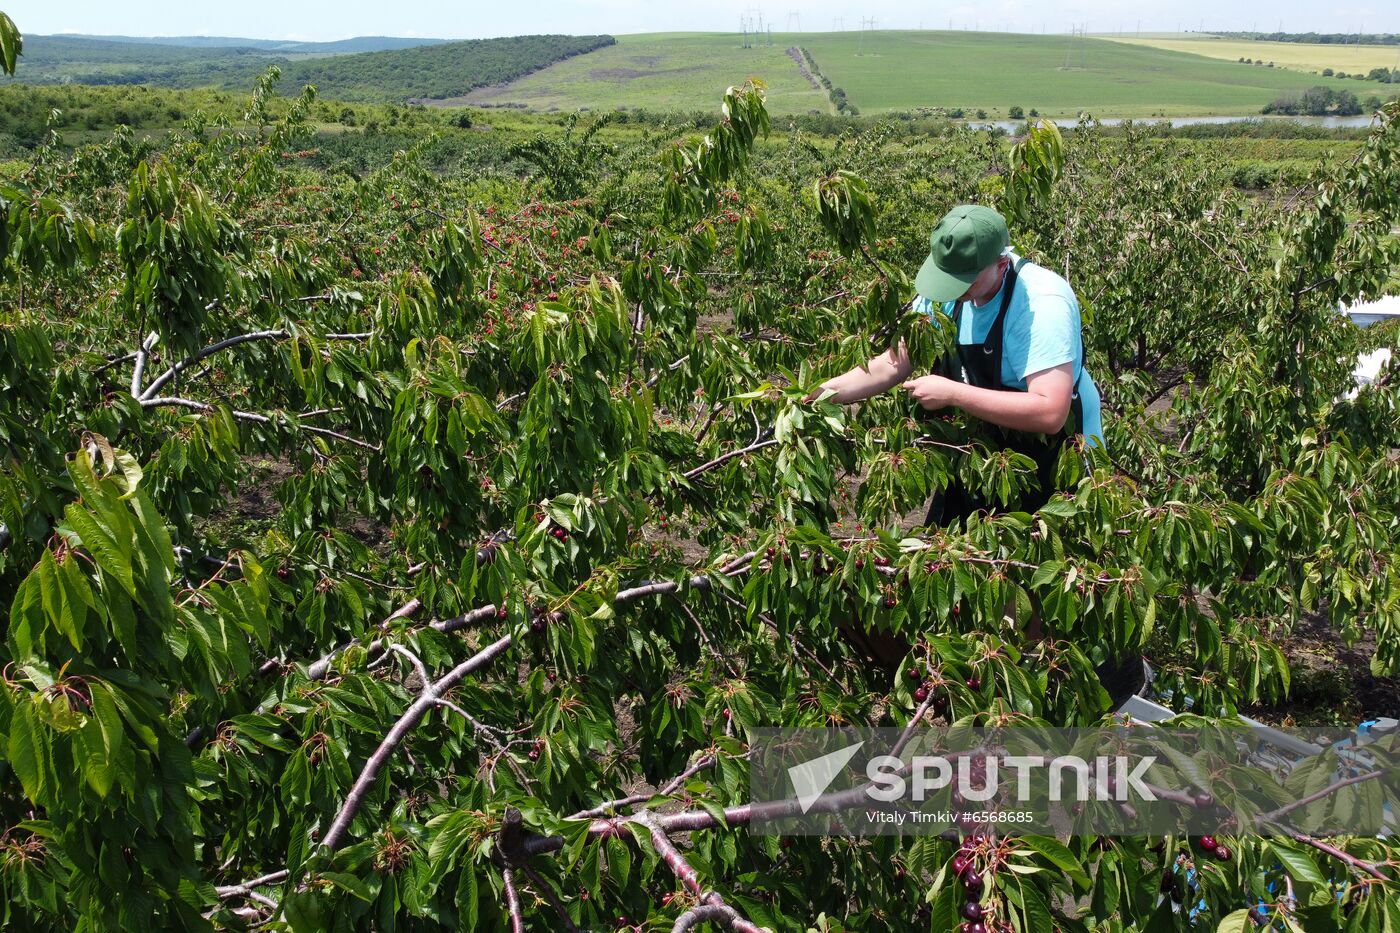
[9,0,1400,42]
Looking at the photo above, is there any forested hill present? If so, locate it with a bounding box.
[48,35,451,53]
[280,34,617,102]
[3,34,617,103]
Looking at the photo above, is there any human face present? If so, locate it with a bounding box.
[959,256,1010,306]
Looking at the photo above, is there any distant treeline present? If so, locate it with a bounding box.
[1212,31,1400,47]
[1,34,617,104]
[1262,85,1398,117]
[283,35,617,103]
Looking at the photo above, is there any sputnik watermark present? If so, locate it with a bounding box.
[751,725,1400,836]
[865,754,1157,805]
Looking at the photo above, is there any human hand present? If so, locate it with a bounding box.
[901,374,961,411]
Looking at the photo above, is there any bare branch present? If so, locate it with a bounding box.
[141,329,289,400]
[320,633,516,850]
[130,331,158,397]
[568,754,720,821]
[1284,831,1390,882]
[386,643,430,694]
[140,396,380,451]
[216,870,290,899]
[673,904,746,932]
[635,812,766,933]
[682,438,780,481]
[503,868,526,933]
[1259,771,1384,825]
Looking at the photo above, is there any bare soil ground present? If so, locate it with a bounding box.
[1244,610,1400,726]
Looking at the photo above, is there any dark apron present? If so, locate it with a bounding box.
[925,258,1084,527]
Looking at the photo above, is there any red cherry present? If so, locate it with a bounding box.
[722,708,731,719]
[883,596,897,609]
[962,872,984,895]
[965,676,981,690]
[961,901,984,921]
[1199,835,1218,850]
[950,855,970,877]
[496,607,508,619]
[1213,845,1232,861]
[854,558,865,569]
[962,922,986,933]
[906,668,921,680]
[914,685,929,703]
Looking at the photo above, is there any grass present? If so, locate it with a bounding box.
[1104,35,1400,77]
[799,31,1370,117]
[459,30,1376,119]
[455,33,829,115]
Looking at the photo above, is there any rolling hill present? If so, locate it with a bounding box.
[2,34,618,103]
[457,30,1376,118]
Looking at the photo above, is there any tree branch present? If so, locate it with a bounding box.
[503,867,526,933]
[320,633,516,851]
[568,753,720,821]
[141,329,290,400]
[519,863,581,932]
[1258,770,1384,825]
[682,438,780,481]
[1282,830,1390,882]
[140,396,380,451]
[635,812,766,933]
[130,331,158,397]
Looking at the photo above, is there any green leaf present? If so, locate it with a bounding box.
[283,891,328,933]
[0,13,22,76]
[1266,839,1328,888]
[1216,908,1251,933]
[1016,835,1090,890]
[64,505,135,598]
[37,550,83,650]
[455,863,479,930]
[321,871,373,902]
[7,698,44,802]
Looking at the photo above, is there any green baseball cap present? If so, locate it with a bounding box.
[914,205,1010,302]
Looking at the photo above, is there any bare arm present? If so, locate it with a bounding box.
[807,341,914,404]
[902,362,1074,434]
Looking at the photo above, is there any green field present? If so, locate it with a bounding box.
[460,30,1376,118]
[1106,35,1400,76]
[458,33,829,114]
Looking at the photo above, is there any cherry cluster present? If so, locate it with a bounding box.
[950,838,989,933]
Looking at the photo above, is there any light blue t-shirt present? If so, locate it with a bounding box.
[912,253,1105,448]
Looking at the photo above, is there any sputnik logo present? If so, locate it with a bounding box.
[788,741,865,814]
